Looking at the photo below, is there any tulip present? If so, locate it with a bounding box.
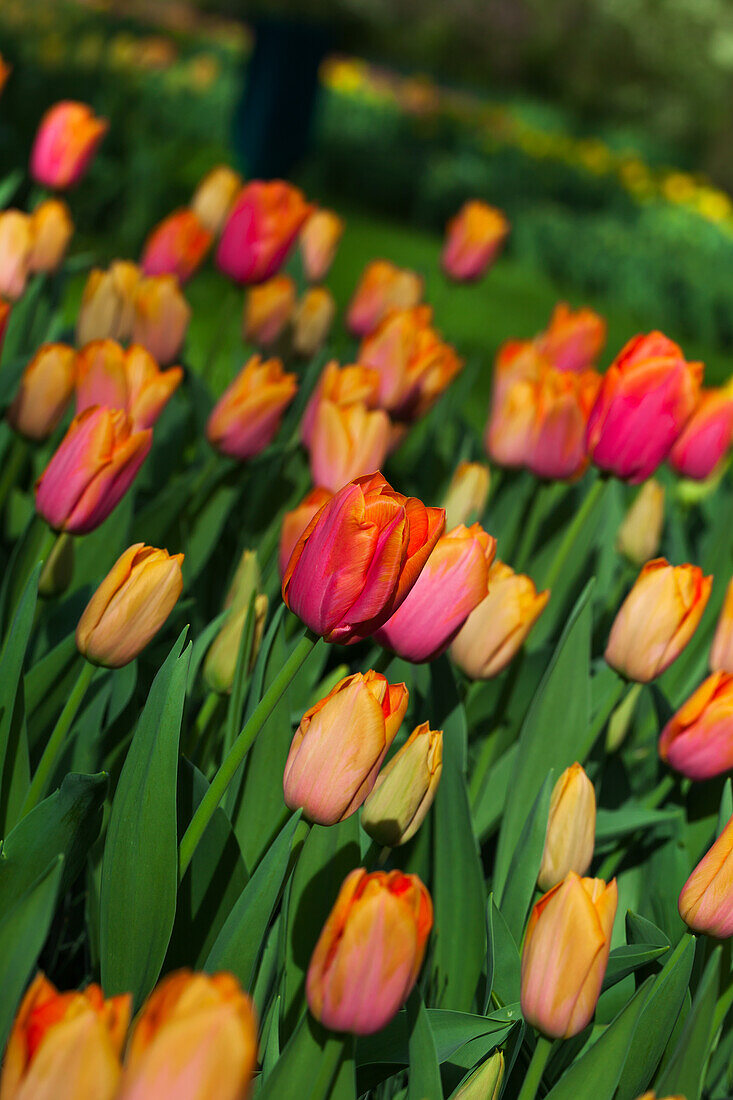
[216,180,311,284]
[141,209,212,285]
[283,472,445,644]
[442,200,509,282]
[361,722,443,845]
[0,971,130,1100]
[279,487,332,577]
[711,577,733,674]
[375,523,496,662]
[452,1052,505,1100]
[284,669,408,824]
[76,543,183,667]
[308,400,391,493]
[204,549,268,694]
[535,303,607,374]
[450,561,550,679]
[358,305,463,422]
[191,165,243,235]
[346,259,423,338]
[36,406,152,534]
[119,970,258,1100]
[242,275,296,347]
[538,763,596,891]
[586,332,703,483]
[0,54,11,97]
[206,355,297,461]
[605,559,712,682]
[668,383,733,481]
[616,479,665,566]
[76,341,182,429]
[30,101,107,189]
[442,461,490,530]
[292,286,336,358]
[76,261,140,346]
[0,210,33,301]
[0,299,10,360]
[300,208,344,282]
[7,343,77,442]
[659,670,733,780]
[131,275,190,366]
[521,873,618,1038]
[307,868,433,1034]
[678,811,733,938]
[634,1094,685,1100]
[28,199,74,274]
[301,360,380,447]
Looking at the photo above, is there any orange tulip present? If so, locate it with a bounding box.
[362,722,443,846]
[242,274,296,347]
[711,576,733,674]
[442,460,490,529]
[346,259,423,337]
[76,261,141,346]
[300,208,344,282]
[206,354,297,461]
[659,670,733,780]
[442,200,509,281]
[76,340,182,429]
[616,479,665,566]
[216,180,311,284]
[678,811,733,939]
[292,286,336,357]
[279,486,333,577]
[668,382,733,481]
[535,303,606,374]
[132,275,190,366]
[141,209,212,284]
[308,400,391,492]
[7,343,77,441]
[191,165,243,235]
[0,210,33,301]
[301,360,380,446]
[28,199,74,274]
[30,101,107,189]
[538,763,596,891]
[0,53,11,97]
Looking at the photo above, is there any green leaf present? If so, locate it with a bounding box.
[625,911,671,948]
[490,898,522,1006]
[357,1007,519,1069]
[407,992,444,1100]
[655,945,721,1100]
[257,1013,352,1100]
[99,629,191,1006]
[24,632,77,717]
[595,804,681,843]
[0,564,40,825]
[717,778,732,836]
[473,744,518,842]
[499,770,552,941]
[187,610,229,694]
[602,943,669,991]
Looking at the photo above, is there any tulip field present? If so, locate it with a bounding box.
[2,46,733,1100]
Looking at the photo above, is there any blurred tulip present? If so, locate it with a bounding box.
[361,722,443,846]
[375,523,496,662]
[76,341,182,429]
[359,305,462,422]
[300,208,344,282]
[204,549,268,694]
[678,811,733,938]
[605,559,712,682]
[141,209,212,284]
[521,873,617,1038]
[7,343,76,441]
[586,332,703,483]
[346,259,423,337]
[283,471,445,643]
[301,360,380,446]
[119,970,258,1100]
[0,211,33,301]
[538,763,596,891]
[308,400,391,493]
[442,461,490,529]
[442,200,509,281]
[207,355,297,461]
[217,180,311,284]
[284,669,408,824]
[535,303,606,374]
[242,275,296,347]
[28,199,74,274]
[0,54,11,96]
[307,868,433,1034]
[279,487,333,578]
[132,275,190,365]
[633,1094,685,1100]
[292,286,336,357]
[30,101,107,189]
[711,577,733,674]
[191,165,243,235]
[668,383,733,481]
[0,972,130,1100]
[0,299,10,359]
[450,561,550,679]
[76,260,140,346]
[452,1052,505,1100]
[36,406,152,534]
[659,670,733,780]
[616,479,665,566]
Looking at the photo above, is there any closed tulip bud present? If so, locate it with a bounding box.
[616,479,665,566]
[191,165,243,235]
[283,472,445,643]
[36,407,152,534]
[361,722,443,846]
[300,208,344,282]
[347,259,423,337]
[76,340,182,429]
[450,561,550,679]
[452,1051,505,1100]
[605,559,712,682]
[0,972,130,1100]
[538,763,596,891]
[207,354,297,461]
[678,811,733,938]
[711,577,733,674]
[204,550,268,694]
[76,260,140,346]
[284,670,408,824]
[442,200,509,282]
[586,332,703,483]
[535,303,607,374]
[217,180,311,285]
[28,199,74,274]
[521,873,617,1038]
[0,210,33,301]
[118,970,258,1100]
[279,487,332,577]
[30,101,107,189]
[7,343,76,441]
[668,383,733,481]
[659,670,733,780]
[308,400,391,493]
[242,275,296,347]
[292,286,336,357]
[38,531,75,598]
[76,542,183,667]
[307,868,433,1034]
[132,275,190,365]
[442,461,490,529]
[141,209,212,285]
[301,360,380,446]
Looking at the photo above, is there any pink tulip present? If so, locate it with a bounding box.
[30,101,107,189]
[206,355,297,461]
[308,400,391,493]
[678,812,733,938]
[216,180,311,285]
[668,384,733,480]
[279,487,333,578]
[140,209,212,285]
[441,200,509,282]
[659,670,733,780]
[535,303,606,374]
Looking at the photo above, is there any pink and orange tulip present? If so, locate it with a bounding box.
[0,211,33,301]
[190,165,243,235]
[206,355,297,461]
[678,812,733,939]
[76,340,182,429]
[216,180,311,285]
[346,259,423,338]
[7,343,77,442]
[30,101,107,189]
[279,487,333,577]
[441,200,509,282]
[301,360,380,446]
[659,670,733,780]
[711,577,733,674]
[242,274,296,347]
[28,199,74,274]
[141,209,212,284]
[308,400,391,493]
[300,208,344,282]
[535,303,606,374]
[132,275,190,366]
[668,383,733,481]
[361,722,443,846]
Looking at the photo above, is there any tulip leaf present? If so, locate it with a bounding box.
[357,1006,519,1071]
[602,943,670,991]
[654,944,721,1100]
[625,911,671,948]
[494,580,594,897]
[407,992,444,1100]
[473,744,518,842]
[186,609,229,694]
[490,897,522,1006]
[595,804,681,843]
[184,481,241,585]
[498,769,553,941]
[226,590,258,753]
[99,629,191,1006]
[258,1013,354,1100]
[717,778,732,836]
[23,631,77,717]
[0,563,40,828]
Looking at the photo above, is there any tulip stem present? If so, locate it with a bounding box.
[517,1035,553,1100]
[179,626,320,878]
[21,659,96,816]
[541,477,607,591]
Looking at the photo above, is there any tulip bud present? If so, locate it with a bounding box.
[204,549,269,694]
[521,873,617,1038]
[301,360,380,447]
[442,200,509,282]
[217,180,311,285]
[535,303,606,374]
[668,382,733,481]
[307,868,433,1034]
[452,1051,505,1100]
[242,275,296,347]
[450,561,550,679]
[38,531,75,599]
[616,479,665,566]
[442,461,490,530]
[76,261,140,346]
[30,101,107,189]
[282,472,445,644]
[118,970,258,1100]
[191,165,243,235]
[292,286,336,358]
[76,341,182,429]
[605,559,712,683]
[279,486,333,578]
[361,722,443,846]
[7,343,76,441]
[36,407,152,534]
[141,208,212,285]
[207,354,297,461]
[28,199,74,274]
[300,208,344,282]
[538,763,596,891]
[678,811,733,938]
[658,670,733,780]
[0,972,130,1100]
[711,576,733,674]
[308,400,391,493]
[0,210,33,301]
[284,670,408,824]
[132,275,190,366]
[347,259,423,337]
